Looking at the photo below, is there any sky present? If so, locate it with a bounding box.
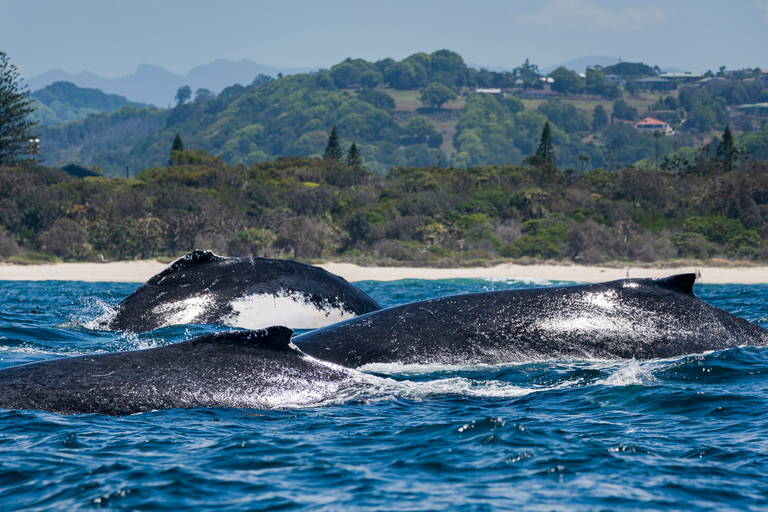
[2,0,767,80]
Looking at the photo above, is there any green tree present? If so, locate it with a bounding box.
[549,67,583,94]
[418,82,458,109]
[169,133,184,165]
[0,52,38,165]
[252,74,273,87]
[174,85,191,106]
[344,142,364,168]
[535,121,556,164]
[171,133,184,152]
[585,67,606,95]
[612,99,637,120]
[323,125,343,161]
[403,116,437,142]
[194,88,215,102]
[717,124,736,171]
[593,105,608,132]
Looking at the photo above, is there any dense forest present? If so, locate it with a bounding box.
[33,50,768,176]
[3,149,768,266]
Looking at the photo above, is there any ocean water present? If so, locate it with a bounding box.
[1,277,767,511]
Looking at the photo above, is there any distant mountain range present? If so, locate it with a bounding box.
[24,59,315,106]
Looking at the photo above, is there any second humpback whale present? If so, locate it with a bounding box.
[92,250,382,333]
[0,327,359,416]
[294,274,768,367]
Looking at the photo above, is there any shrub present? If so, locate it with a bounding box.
[39,218,89,261]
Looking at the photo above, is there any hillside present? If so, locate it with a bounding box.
[34,50,768,177]
[30,81,148,125]
[25,59,315,106]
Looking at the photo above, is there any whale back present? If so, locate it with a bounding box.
[294,274,768,367]
[97,251,382,333]
[0,326,354,416]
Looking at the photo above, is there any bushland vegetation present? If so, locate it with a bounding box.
[3,147,768,267]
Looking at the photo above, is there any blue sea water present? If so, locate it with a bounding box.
[1,277,767,511]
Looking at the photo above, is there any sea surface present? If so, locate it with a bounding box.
[1,277,767,511]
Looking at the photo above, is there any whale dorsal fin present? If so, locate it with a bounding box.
[652,273,697,295]
[149,250,226,283]
[208,326,298,352]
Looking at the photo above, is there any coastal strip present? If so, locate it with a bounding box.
[1,260,767,284]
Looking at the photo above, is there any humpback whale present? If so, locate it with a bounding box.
[294,274,768,367]
[92,250,381,333]
[0,327,358,416]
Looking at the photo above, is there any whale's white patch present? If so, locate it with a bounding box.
[149,295,212,327]
[221,291,358,330]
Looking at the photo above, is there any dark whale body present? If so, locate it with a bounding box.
[295,274,768,367]
[95,250,381,333]
[0,327,356,416]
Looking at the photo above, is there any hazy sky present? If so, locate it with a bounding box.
[2,0,767,79]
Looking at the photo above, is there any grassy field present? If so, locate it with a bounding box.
[380,89,466,157]
[521,91,668,116]
[355,87,674,158]
[383,89,467,112]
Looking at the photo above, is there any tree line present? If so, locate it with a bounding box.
[2,140,768,266]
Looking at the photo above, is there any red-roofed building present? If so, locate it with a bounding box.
[634,117,672,134]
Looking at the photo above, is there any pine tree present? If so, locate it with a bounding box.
[0,52,38,165]
[717,123,736,172]
[535,121,556,165]
[323,125,342,161]
[169,134,184,165]
[344,142,364,168]
[172,134,184,152]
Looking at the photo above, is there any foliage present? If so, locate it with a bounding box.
[600,62,657,80]
[356,89,395,111]
[0,52,38,165]
[30,81,147,126]
[612,99,637,121]
[3,152,768,265]
[175,86,191,106]
[344,142,364,168]
[323,125,343,161]
[172,134,184,153]
[549,67,583,94]
[419,83,458,109]
[717,124,736,171]
[535,122,556,164]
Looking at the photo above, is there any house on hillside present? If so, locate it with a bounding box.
[60,163,106,179]
[737,103,768,117]
[724,69,753,79]
[634,117,672,134]
[518,89,560,99]
[604,74,625,86]
[761,71,768,85]
[659,72,702,83]
[632,77,673,91]
[475,88,502,94]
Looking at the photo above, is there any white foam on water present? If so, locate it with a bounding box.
[323,371,540,407]
[82,299,118,331]
[595,359,657,387]
[481,277,554,286]
[359,361,533,376]
[221,291,358,330]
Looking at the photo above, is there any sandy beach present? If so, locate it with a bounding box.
[1,259,768,284]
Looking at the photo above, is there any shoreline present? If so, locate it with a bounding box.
[1,260,768,284]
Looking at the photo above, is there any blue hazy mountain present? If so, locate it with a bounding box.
[25,59,315,107]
